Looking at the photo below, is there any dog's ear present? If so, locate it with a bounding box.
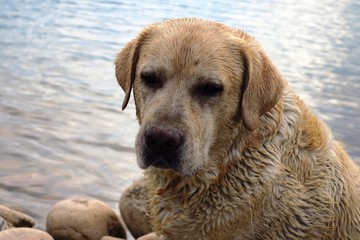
[239,46,284,131]
[115,30,151,110]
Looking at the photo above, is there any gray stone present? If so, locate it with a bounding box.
[119,179,152,239]
[0,205,35,228]
[46,197,126,240]
[0,216,9,231]
[0,228,54,240]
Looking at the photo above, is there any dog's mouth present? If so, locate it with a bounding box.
[142,149,182,172]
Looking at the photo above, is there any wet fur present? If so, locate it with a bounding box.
[115,18,360,239]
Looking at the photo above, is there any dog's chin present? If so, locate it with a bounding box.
[137,156,201,177]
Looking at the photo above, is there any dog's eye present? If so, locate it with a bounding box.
[140,71,161,88]
[196,83,224,98]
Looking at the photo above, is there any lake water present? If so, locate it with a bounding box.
[0,0,359,231]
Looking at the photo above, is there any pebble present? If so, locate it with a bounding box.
[119,179,152,239]
[0,227,54,240]
[46,197,126,240]
[0,205,35,228]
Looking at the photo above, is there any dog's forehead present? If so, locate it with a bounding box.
[139,23,235,79]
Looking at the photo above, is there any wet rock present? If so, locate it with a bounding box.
[46,197,126,240]
[137,232,159,240]
[0,227,54,240]
[119,179,152,239]
[0,205,35,228]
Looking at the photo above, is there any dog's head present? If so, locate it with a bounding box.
[115,18,284,176]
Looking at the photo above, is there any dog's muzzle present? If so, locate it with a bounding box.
[142,124,185,171]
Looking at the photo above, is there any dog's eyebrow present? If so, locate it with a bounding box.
[140,66,166,77]
[140,69,157,77]
[196,75,223,85]
[140,67,157,75]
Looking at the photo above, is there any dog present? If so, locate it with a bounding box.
[115,18,360,239]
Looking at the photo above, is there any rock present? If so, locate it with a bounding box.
[119,179,152,239]
[100,236,126,240]
[137,232,159,240]
[46,197,126,240]
[0,228,54,240]
[0,216,9,231]
[0,205,35,228]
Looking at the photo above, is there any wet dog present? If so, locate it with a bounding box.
[115,18,360,239]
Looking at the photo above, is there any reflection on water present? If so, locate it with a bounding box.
[0,0,359,230]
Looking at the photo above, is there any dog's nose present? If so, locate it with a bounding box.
[144,125,184,155]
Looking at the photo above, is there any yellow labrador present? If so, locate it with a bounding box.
[115,18,360,239]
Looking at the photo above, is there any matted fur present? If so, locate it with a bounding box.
[115,18,360,239]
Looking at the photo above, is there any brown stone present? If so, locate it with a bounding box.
[46,197,126,240]
[0,205,34,228]
[0,228,54,240]
[119,179,152,239]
